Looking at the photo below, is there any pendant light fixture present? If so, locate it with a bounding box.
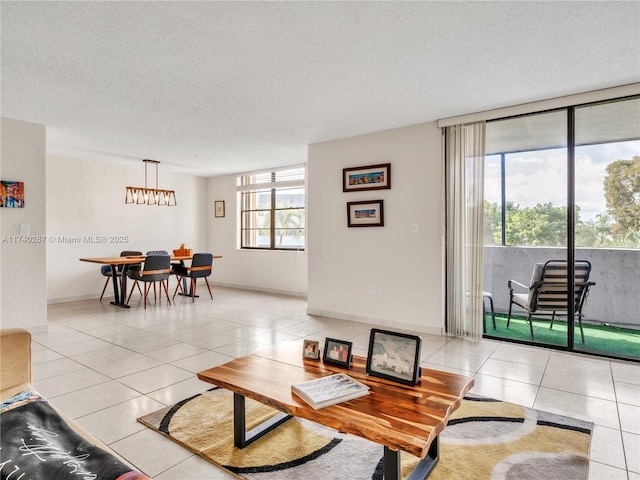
[125,159,177,206]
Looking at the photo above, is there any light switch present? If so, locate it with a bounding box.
[19,224,30,235]
[411,223,419,234]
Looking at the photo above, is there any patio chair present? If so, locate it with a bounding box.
[507,260,595,343]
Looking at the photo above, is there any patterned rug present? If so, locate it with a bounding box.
[138,388,592,480]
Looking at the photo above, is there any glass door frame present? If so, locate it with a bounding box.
[481,94,640,360]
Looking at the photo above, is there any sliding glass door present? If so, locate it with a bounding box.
[573,98,640,358]
[483,110,569,348]
[482,96,640,360]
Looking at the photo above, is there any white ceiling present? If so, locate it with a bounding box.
[2,1,639,176]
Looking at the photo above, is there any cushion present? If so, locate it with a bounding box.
[0,390,152,480]
[528,262,545,304]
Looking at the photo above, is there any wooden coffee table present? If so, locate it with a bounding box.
[197,341,474,480]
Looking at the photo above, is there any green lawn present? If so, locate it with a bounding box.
[484,313,640,360]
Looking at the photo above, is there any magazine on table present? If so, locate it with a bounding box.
[291,373,370,409]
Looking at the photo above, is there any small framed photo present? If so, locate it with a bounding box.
[366,329,422,386]
[347,200,384,227]
[302,339,320,360]
[343,163,391,192]
[323,338,353,368]
[214,200,225,218]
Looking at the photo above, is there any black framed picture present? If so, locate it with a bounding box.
[366,329,421,385]
[214,200,225,218]
[343,163,391,192]
[323,338,352,368]
[347,200,384,227]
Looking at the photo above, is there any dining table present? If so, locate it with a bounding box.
[79,254,221,308]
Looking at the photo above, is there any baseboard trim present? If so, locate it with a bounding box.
[211,282,307,299]
[305,307,443,336]
[48,293,104,304]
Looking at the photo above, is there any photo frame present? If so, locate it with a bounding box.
[323,338,353,368]
[302,339,320,360]
[214,200,225,218]
[366,329,422,386]
[343,163,390,192]
[347,200,384,227]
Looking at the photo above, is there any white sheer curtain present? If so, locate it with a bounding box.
[445,122,486,340]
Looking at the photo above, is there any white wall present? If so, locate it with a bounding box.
[307,122,444,335]
[207,174,307,296]
[46,155,209,302]
[0,117,47,331]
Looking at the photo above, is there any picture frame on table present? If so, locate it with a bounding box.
[365,329,422,386]
[214,200,225,218]
[342,163,391,192]
[323,338,353,368]
[302,339,320,360]
[347,200,384,227]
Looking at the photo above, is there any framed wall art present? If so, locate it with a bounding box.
[365,329,422,386]
[343,163,390,192]
[323,338,353,368]
[0,180,25,208]
[347,200,384,227]
[214,200,225,218]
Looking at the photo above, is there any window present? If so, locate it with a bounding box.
[484,110,568,247]
[237,166,305,250]
[484,97,640,248]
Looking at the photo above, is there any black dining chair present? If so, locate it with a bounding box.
[126,254,172,309]
[99,265,119,301]
[99,250,142,301]
[172,253,214,302]
[146,250,180,276]
[126,250,171,302]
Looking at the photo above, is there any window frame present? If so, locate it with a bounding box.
[237,165,306,251]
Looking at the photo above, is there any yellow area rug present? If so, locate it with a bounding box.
[138,388,592,480]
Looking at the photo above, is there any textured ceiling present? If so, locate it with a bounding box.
[2,1,639,176]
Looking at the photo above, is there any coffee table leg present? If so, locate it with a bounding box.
[384,437,439,480]
[233,393,292,448]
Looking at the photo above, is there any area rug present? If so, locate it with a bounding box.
[138,388,592,480]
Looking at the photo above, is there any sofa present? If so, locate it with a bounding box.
[0,328,153,479]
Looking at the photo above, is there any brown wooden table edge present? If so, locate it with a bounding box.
[196,352,475,459]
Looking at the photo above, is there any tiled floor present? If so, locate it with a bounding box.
[31,287,639,480]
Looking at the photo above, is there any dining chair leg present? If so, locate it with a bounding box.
[191,278,196,302]
[143,282,149,309]
[162,280,172,306]
[172,276,184,299]
[126,281,137,305]
[99,278,110,301]
[204,277,213,299]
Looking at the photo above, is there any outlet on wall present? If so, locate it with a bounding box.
[369,284,376,295]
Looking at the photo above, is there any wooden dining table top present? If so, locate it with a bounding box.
[79,254,222,265]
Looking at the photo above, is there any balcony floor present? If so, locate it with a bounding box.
[484,313,640,360]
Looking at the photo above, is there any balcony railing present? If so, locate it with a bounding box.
[483,246,640,330]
